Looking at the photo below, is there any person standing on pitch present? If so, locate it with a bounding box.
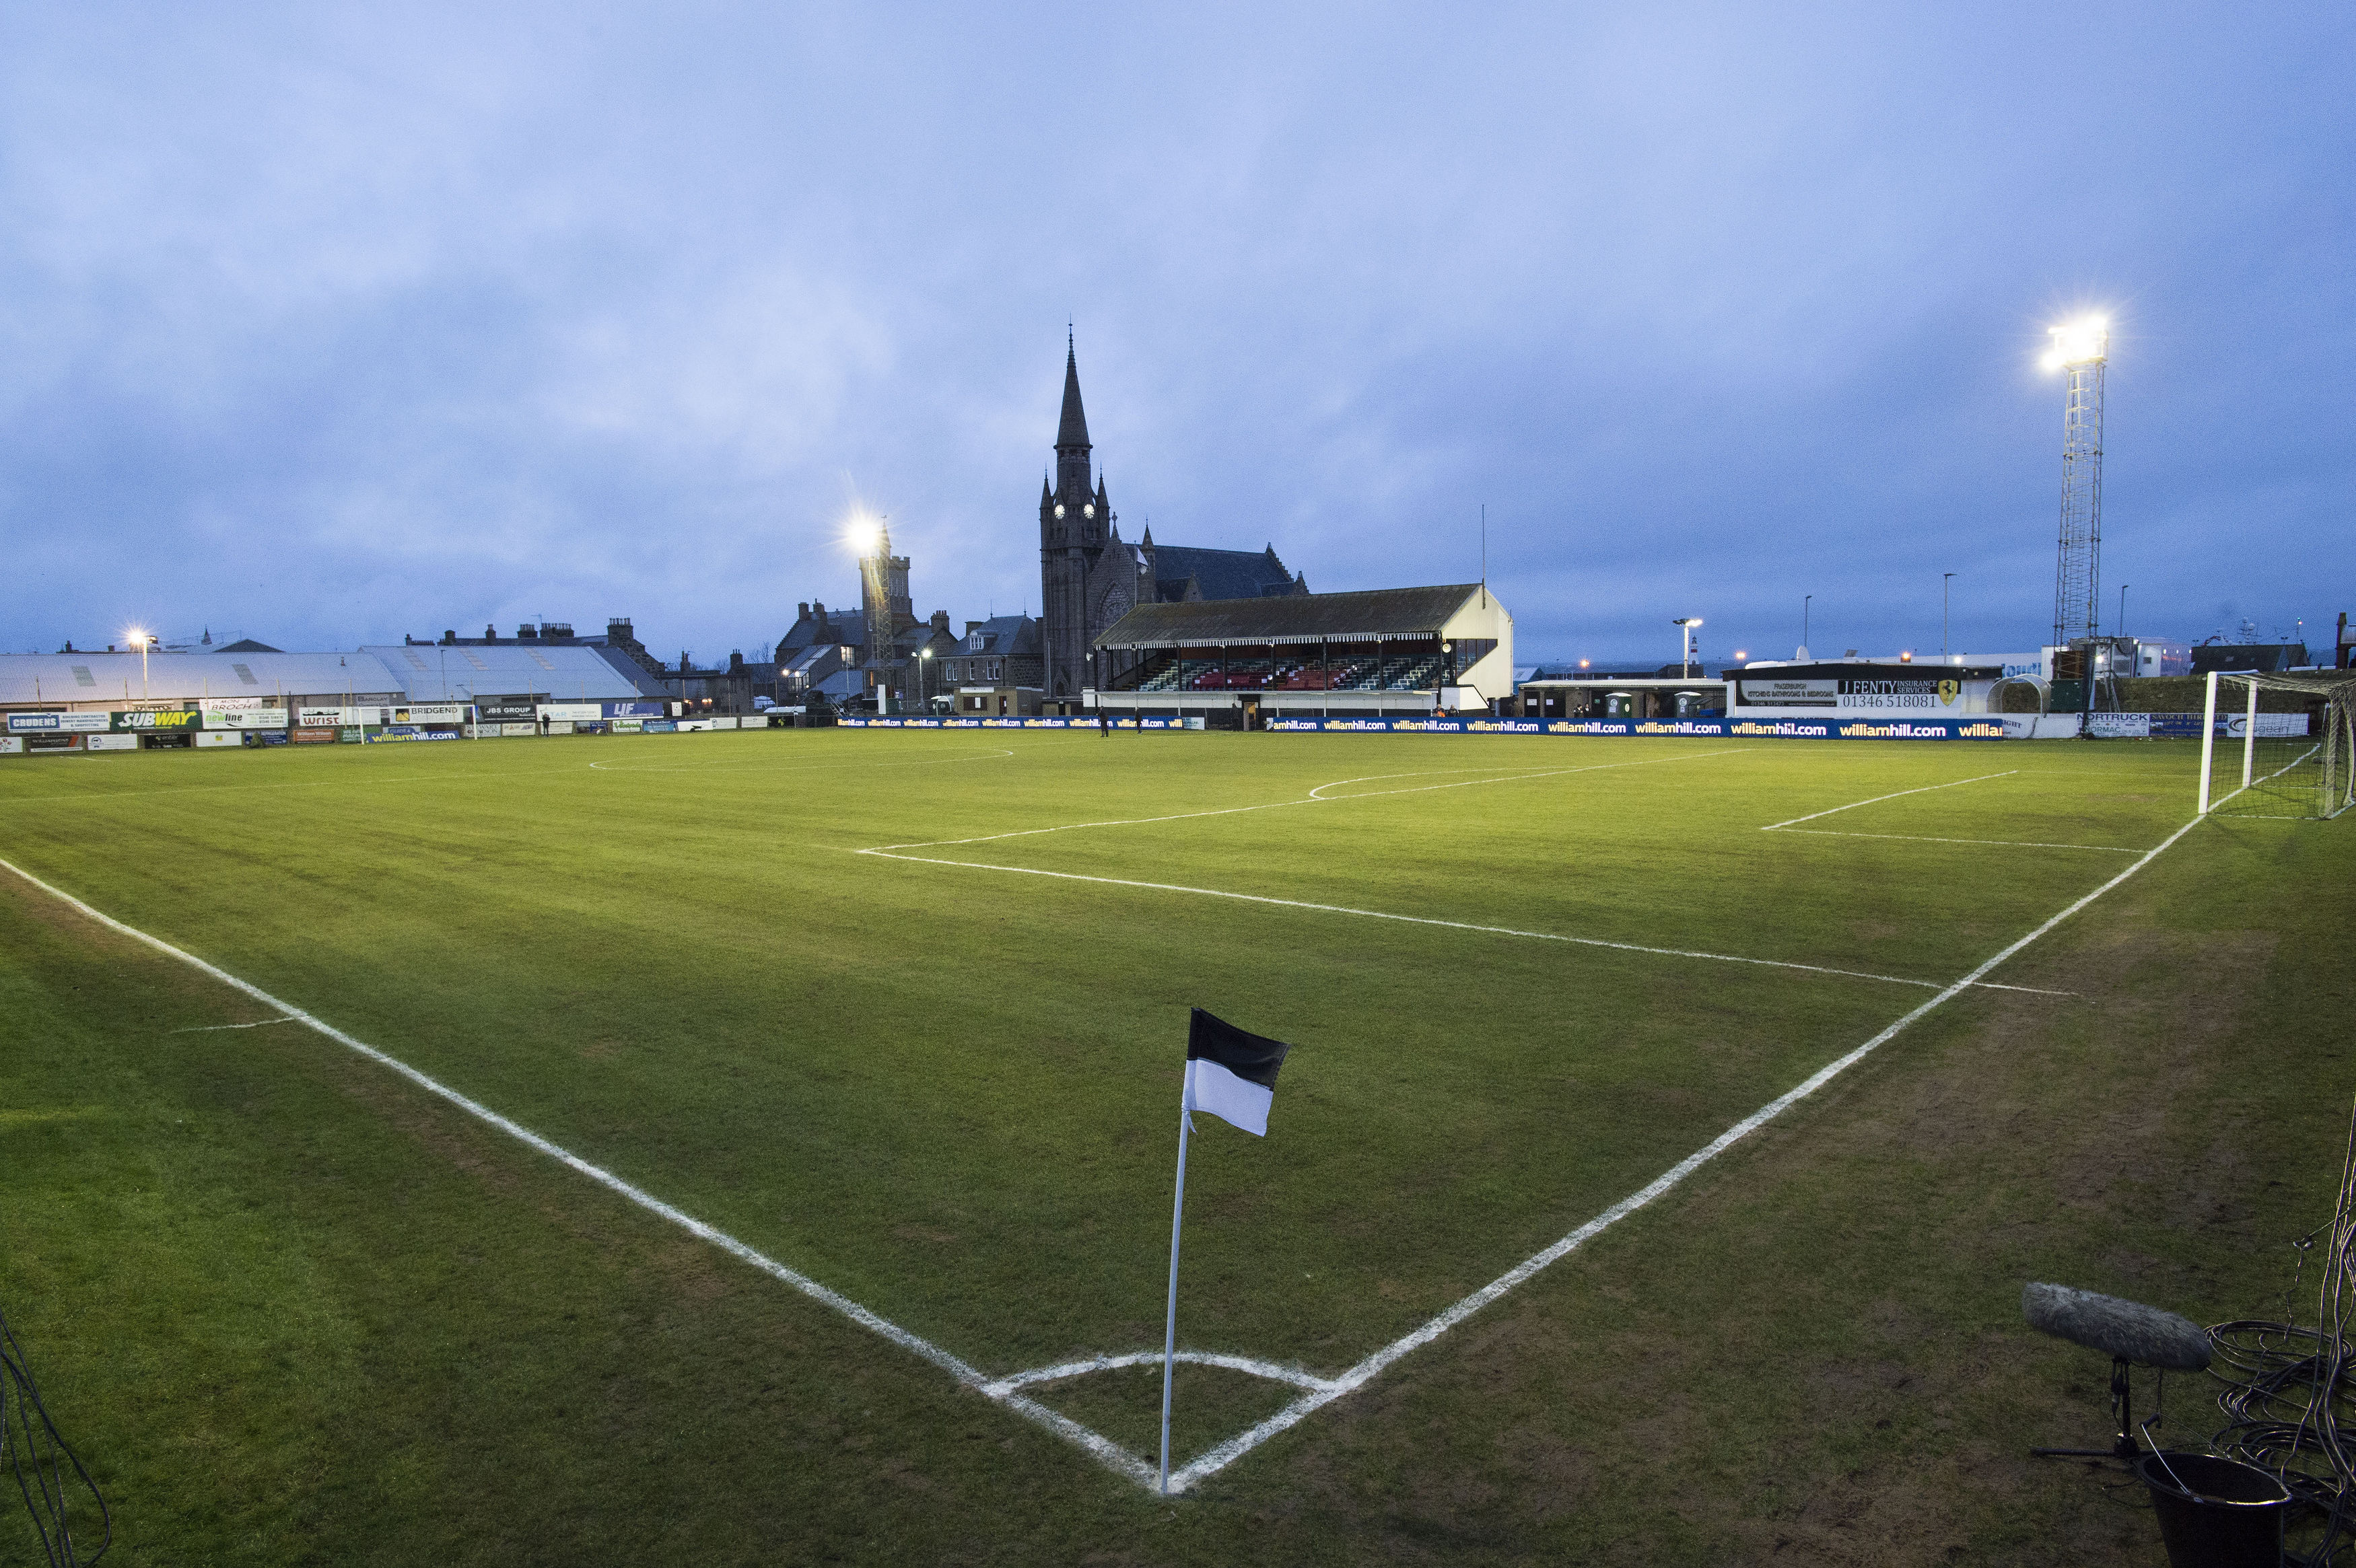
[1099,703,1109,737]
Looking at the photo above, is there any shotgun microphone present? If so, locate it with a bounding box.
[2023,1282,2211,1371]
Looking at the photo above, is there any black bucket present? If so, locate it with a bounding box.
[2134,1452,2289,1568]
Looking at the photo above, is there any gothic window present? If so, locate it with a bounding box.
[1095,581,1132,639]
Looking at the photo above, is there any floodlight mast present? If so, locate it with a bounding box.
[2045,319,2108,647]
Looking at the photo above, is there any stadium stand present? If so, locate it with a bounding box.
[1092,583,1512,725]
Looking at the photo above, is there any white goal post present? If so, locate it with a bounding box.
[2198,669,2356,820]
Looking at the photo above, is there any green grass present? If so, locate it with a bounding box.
[2,729,2349,1563]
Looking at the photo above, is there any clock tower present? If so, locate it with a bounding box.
[1039,336,1143,703]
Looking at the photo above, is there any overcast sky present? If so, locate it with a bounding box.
[3,2,2349,668]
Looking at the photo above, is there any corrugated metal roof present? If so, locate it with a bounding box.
[0,650,405,705]
[357,644,650,700]
[1095,585,1488,649]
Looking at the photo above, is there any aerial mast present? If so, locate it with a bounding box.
[2044,317,2108,647]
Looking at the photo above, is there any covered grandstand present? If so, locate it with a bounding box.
[1089,583,1513,723]
[0,641,660,715]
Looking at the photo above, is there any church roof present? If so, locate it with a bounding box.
[1148,544,1303,602]
[1057,344,1090,449]
[1095,584,1490,649]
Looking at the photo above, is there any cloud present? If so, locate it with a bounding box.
[0,0,2349,663]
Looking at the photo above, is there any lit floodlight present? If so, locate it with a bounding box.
[125,627,149,646]
[844,516,882,555]
[2043,316,2108,371]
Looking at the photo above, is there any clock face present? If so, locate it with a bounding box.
[1082,503,1096,519]
[1053,504,1066,519]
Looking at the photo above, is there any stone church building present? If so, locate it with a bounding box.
[1038,341,1307,704]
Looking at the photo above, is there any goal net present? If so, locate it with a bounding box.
[2199,672,2356,820]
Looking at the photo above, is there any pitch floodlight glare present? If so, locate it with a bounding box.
[845,517,881,554]
[2042,316,2108,371]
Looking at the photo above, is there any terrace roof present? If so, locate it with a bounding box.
[1095,585,1488,651]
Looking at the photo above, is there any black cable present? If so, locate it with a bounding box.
[0,1301,109,1567]
[2206,1098,2356,1567]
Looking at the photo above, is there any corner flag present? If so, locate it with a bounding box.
[1183,1007,1290,1137]
[1159,1007,1297,1493]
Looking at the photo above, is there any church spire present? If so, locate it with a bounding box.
[1057,336,1090,452]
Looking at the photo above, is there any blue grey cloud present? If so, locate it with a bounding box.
[2,1,2348,666]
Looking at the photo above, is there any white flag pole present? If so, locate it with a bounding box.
[1158,1065,1194,1496]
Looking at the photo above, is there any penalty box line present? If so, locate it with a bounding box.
[0,855,1160,1493]
[854,860,2070,999]
[1759,771,2155,853]
[1165,808,2209,1493]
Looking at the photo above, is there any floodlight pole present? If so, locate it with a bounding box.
[2048,323,2107,647]
[1943,574,1954,659]
[1158,1079,1194,1497]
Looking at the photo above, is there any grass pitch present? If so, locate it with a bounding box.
[3,729,2350,1564]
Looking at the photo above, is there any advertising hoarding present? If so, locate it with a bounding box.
[6,711,110,733]
[109,709,202,732]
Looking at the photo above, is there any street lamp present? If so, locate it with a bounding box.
[1671,617,1703,677]
[125,628,153,699]
[1802,595,1811,658]
[918,645,934,712]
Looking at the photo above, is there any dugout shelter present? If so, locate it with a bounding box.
[1088,583,1513,725]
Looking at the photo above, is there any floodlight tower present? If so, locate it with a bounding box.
[2043,318,2108,646]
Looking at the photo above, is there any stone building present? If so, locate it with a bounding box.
[1037,341,1307,708]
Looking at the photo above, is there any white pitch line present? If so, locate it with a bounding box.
[1768,828,2145,853]
[0,855,1155,1492]
[1759,770,2017,832]
[1164,808,2209,1493]
[586,746,1016,775]
[858,849,2073,997]
[170,1017,300,1033]
[986,1350,1336,1397]
[870,750,1753,852]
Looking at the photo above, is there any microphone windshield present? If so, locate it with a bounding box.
[2022,1282,2211,1371]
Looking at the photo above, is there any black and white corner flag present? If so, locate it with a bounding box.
[1183,1007,1291,1137]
